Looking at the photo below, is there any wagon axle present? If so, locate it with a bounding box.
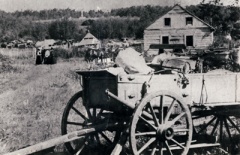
[156,126,175,140]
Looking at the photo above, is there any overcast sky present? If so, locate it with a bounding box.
[0,0,238,12]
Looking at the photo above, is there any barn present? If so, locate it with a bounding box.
[144,4,215,54]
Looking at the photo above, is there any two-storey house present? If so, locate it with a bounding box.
[144,4,215,52]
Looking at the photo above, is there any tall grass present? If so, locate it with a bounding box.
[0,48,88,154]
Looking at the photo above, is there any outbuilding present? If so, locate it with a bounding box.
[75,31,101,49]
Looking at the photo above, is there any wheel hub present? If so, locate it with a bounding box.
[156,125,174,140]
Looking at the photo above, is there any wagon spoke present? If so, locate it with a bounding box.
[159,142,163,155]
[76,143,86,155]
[72,135,90,155]
[170,112,186,126]
[92,133,99,144]
[85,106,93,120]
[224,118,232,140]
[139,116,157,130]
[88,135,95,145]
[174,128,189,133]
[75,142,86,155]
[72,106,88,120]
[198,116,217,134]
[135,131,156,136]
[137,137,156,154]
[211,118,219,136]
[96,109,104,119]
[164,99,175,123]
[192,115,206,119]
[100,132,113,144]
[151,146,157,155]
[147,102,159,127]
[150,141,157,155]
[227,116,240,133]
[159,95,163,124]
[171,138,185,149]
[165,140,173,155]
[219,118,223,142]
[67,121,84,126]
[93,108,97,120]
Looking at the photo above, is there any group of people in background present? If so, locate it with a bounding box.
[35,47,55,65]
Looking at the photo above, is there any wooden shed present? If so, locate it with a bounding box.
[144,4,215,52]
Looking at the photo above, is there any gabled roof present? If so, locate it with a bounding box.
[77,32,100,46]
[84,32,97,39]
[177,4,215,30]
[146,4,215,30]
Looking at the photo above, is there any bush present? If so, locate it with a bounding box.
[52,47,86,61]
[71,47,86,58]
[209,35,231,49]
[52,48,70,59]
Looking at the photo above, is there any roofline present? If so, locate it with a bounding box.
[146,4,215,31]
[145,6,173,30]
[83,32,98,40]
[176,4,215,30]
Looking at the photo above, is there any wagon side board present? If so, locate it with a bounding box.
[117,74,184,105]
[117,72,240,107]
[188,73,240,106]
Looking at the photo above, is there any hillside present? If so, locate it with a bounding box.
[0,49,87,154]
[1,4,240,42]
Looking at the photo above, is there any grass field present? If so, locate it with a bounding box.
[0,49,87,154]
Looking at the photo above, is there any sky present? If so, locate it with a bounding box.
[0,0,238,12]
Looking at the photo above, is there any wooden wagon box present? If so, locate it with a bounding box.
[77,69,240,109]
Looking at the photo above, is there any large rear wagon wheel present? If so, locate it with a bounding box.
[130,91,193,155]
[61,91,120,154]
[193,106,240,153]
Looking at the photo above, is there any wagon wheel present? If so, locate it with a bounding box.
[130,90,193,155]
[61,91,121,154]
[193,107,240,152]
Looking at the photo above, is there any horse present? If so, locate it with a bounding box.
[84,47,120,69]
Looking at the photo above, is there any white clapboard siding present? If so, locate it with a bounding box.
[144,4,214,51]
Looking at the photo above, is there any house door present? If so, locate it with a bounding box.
[186,36,193,46]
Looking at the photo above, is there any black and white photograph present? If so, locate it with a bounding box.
[1,0,240,154]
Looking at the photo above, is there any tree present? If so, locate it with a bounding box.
[48,19,78,40]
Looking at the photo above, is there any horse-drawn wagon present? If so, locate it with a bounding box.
[6,62,240,155]
[60,67,240,155]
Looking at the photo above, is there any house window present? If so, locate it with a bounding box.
[164,18,171,26]
[162,36,169,44]
[186,17,193,25]
[186,36,193,46]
